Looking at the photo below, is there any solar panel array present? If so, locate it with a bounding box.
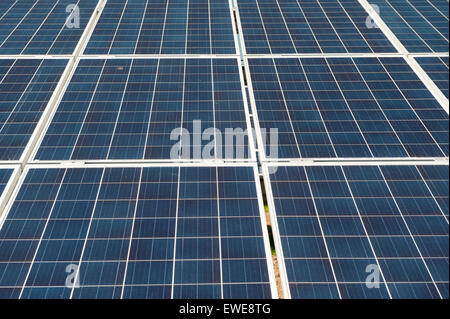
[0,0,448,300]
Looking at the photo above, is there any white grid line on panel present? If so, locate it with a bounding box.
[170,167,181,299]
[216,166,224,298]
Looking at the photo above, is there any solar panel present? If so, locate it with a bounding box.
[84,0,236,55]
[264,164,449,299]
[0,58,67,161]
[415,56,449,99]
[372,0,449,53]
[34,58,251,161]
[237,0,397,54]
[247,57,448,159]
[0,0,98,55]
[0,165,275,299]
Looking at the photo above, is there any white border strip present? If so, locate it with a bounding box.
[78,54,240,59]
[243,53,448,59]
[263,160,449,168]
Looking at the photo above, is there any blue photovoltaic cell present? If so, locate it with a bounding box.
[0,166,273,299]
[0,169,13,196]
[238,0,397,54]
[35,58,250,161]
[84,0,236,55]
[415,56,449,99]
[372,0,449,53]
[0,58,67,161]
[0,0,98,55]
[267,165,449,299]
[248,57,448,159]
